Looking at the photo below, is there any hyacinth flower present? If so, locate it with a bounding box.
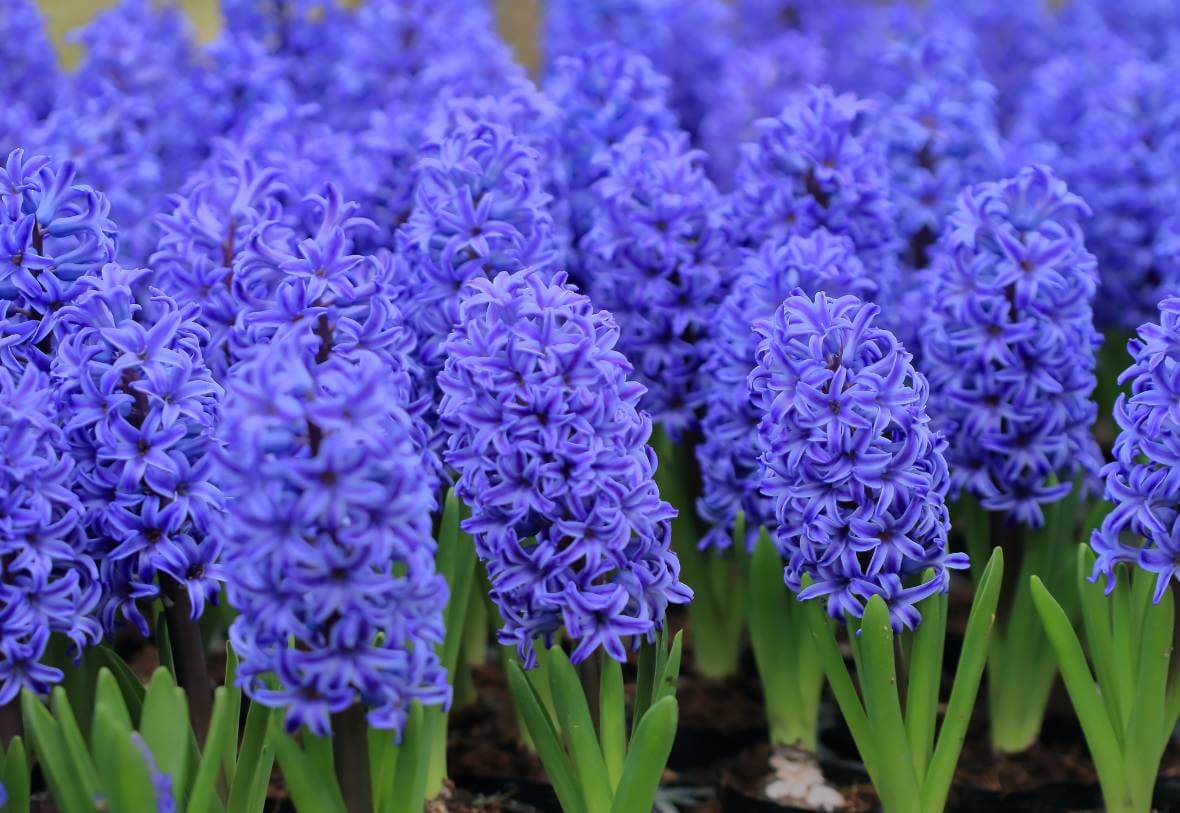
[875,24,1002,275]
[37,0,212,263]
[543,42,677,276]
[1063,58,1180,332]
[542,0,733,137]
[732,86,901,318]
[1032,298,1180,813]
[752,291,1002,813]
[51,263,223,739]
[580,126,736,681]
[921,165,1102,752]
[0,149,119,375]
[699,30,827,191]
[394,117,559,441]
[0,367,101,733]
[695,230,875,707]
[215,336,449,813]
[439,269,691,813]
[0,0,60,150]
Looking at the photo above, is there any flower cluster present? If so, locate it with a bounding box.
[438,269,691,667]
[152,142,286,378]
[543,42,677,263]
[543,0,733,136]
[0,150,118,374]
[733,86,899,275]
[0,0,59,148]
[582,128,733,436]
[697,230,874,549]
[876,25,1002,270]
[395,119,559,375]
[920,165,1102,527]
[215,335,448,737]
[699,31,827,190]
[1092,298,1180,598]
[751,291,963,629]
[0,366,101,702]
[1062,58,1180,330]
[52,265,222,635]
[37,0,211,262]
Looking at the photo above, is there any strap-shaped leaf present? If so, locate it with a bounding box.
[390,704,432,813]
[598,657,626,790]
[226,699,272,813]
[270,728,346,813]
[141,668,193,804]
[20,693,95,813]
[187,687,232,813]
[543,646,612,813]
[93,648,145,722]
[505,659,587,813]
[1,736,29,813]
[48,688,99,800]
[922,547,1002,813]
[1031,575,1131,813]
[1124,581,1174,810]
[1076,546,1125,740]
[904,585,946,786]
[609,697,677,813]
[859,597,922,812]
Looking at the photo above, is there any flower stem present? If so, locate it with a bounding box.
[0,698,21,747]
[332,703,373,813]
[160,575,213,745]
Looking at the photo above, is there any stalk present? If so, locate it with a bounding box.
[332,704,373,813]
[160,575,213,745]
[652,428,744,679]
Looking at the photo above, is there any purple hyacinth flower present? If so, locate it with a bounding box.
[438,268,692,667]
[215,332,449,737]
[1092,298,1180,600]
[698,230,876,550]
[0,365,101,703]
[750,291,966,629]
[920,165,1102,527]
[582,127,734,437]
[52,264,223,635]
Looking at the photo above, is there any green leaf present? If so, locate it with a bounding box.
[226,699,272,813]
[656,631,683,705]
[156,608,178,682]
[923,547,1003,813]
[2,737,30,813]
[543,646,612,813]
[748,532,817,749]
[141,668,192,805]
[598,657,626,790]
[631,642,656,741]
[904,584,946,786]
[108,731,160,813]
[270,729,345,813]
[1076,546,1125,739]
[390,704,432,813]
[221,644,242,789]
[187,687,232,813]
[93,648,145,723]
[1123,581,1175,811]
[48,688,100,800]
[804,601,876,779]
[609,697,677,813]
[858,597,921,813]
[20,693,95,813]
[1030,575,1131,813]
[504,659,587,813]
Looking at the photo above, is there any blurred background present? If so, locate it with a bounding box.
[37,0,541,68]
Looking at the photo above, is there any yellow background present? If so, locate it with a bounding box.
[37,0,540,70]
